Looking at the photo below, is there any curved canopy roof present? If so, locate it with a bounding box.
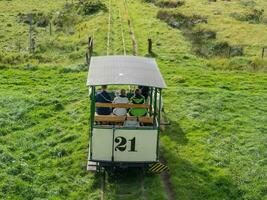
[87,55,166,88]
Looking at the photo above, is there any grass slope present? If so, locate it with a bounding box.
[0,0,266,199]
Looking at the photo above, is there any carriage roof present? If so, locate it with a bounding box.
[87,55,167,89]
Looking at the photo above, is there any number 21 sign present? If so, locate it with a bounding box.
[114,136,137,152]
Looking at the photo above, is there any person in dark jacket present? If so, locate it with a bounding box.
[138,85,150,100]
[95,85,112,115]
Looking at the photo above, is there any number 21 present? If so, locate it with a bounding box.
[114,136,137,152]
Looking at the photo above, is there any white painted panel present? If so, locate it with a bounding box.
[114,129,158,162]
[92,128,113,161]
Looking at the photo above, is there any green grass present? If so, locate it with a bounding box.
[0,66,99,199]
[161,65,267,199]
[0,0,267,199]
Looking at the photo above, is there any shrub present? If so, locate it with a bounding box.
[155,0,185,8]
[0,52,30,65]
[53,4,79,31]
[230,8,264,23]
[76,0,107,15]
[17,12,50,27]
[142,0,156,3]
[190,29,217,44]
[240,0,257,8]
[157,10,207,29]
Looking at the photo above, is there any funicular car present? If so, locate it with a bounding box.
[86,55,167,170]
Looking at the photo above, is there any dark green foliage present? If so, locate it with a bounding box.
[53,4,79,30]
[157,10,207,29]
[54,102,64,111]
[212,42,232,56]
[155,0,185,8]
[53,1,106,32]
[0,52,30,65]
[77,0,107,15]
[231,8,265,23]
[17,12,50,27]
[240,0,257,8]
[142,0,156,3]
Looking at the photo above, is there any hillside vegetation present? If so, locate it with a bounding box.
[0,0,266,199]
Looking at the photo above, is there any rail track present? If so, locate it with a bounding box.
[106,0,137,56]
[102,1,146,199]
[98,1,174,199]
[100,168,148,200]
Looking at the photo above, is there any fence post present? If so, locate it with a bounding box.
[86,52,89,65]
[228,47,232,58]
[148,39,152,54]
[90,40,93,56]
[29,14,33,53]
[262,47,265,59]
[49,22,52,36]
[17,39,21,52]
[86,37,93,65]
[88,37,92,49]
[31,38,35,53]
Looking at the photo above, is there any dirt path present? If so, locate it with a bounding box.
[160,156,176,200]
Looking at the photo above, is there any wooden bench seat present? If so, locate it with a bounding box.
[94,115,125,123]
[94,114,154,124]
[139,116,153,124]
[126,116,154,124]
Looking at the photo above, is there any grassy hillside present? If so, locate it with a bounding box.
[0,0,266,199]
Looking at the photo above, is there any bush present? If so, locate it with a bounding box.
[17,12,50,27]
[53,4,79,30]
[76,0,107,15]
[0,52,30,65]
[155,0,185,8]
[157,10,207,29]
[230,8,264,23]
[142,0,156,3]
[190,29,217,43]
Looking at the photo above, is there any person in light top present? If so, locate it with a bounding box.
[113,89,129,116]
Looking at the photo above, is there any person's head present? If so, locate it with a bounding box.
[135,88,141,96]
[120,89,126,96]
[101,85,108,91]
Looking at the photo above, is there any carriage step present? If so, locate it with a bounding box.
[149,162,168,173]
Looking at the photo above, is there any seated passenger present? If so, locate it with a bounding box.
[138,85,150,100]
[113,89,129,116]
[127,89,134,100]
[96,85,112,115]
[129,89,147,117]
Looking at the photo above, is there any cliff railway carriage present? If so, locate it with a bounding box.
[86,55,167,171]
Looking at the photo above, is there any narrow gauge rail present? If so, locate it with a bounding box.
[100,168,147,200]
[101,1,146,199]
[89,1,168,199]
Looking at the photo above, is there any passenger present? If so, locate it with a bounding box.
[129,89,147,117]
[95,85,112,115]
[113,89,129,116]
[138,85,150,100]
[127,89,134,100]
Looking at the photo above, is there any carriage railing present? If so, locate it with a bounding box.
[95,103,150,109]
[94,102,157,128]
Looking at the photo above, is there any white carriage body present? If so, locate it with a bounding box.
[91,128,158,162]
